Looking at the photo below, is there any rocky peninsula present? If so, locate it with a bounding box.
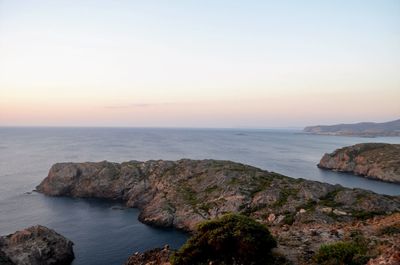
[36,159,400,264]
[318,143,400,184]
[125,213,400,265]
[304,119,400,137]
[0,225,74,265]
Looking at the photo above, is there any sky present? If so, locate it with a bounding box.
[0,0,399,128]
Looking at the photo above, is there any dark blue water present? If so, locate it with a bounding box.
[0,127,399,264]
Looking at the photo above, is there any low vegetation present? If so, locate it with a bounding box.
[171,213,277,265]
[379,224,400,236]
[313,235,371,265]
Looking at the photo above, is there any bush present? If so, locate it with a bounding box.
[171,213,277,265]
[379,225,400,236]
[313,241,369,265]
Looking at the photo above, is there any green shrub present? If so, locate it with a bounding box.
[379,225,400,235]
[313,241,369,265]
[171,213,277,265]
[283,212,296,225]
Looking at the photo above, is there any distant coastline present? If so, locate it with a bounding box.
[304,119,400,137]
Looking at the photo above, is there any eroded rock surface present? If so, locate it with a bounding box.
[0,225,74,265]
[318,143,400,184]
[124,245,171,265]
[126,213,400,265]
[36,159,400,264]
[37,159,400,231]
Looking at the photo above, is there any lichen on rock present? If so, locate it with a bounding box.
[0,225,74,265]
[318,143,400,184]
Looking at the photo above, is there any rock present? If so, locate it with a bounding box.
[37,159,400,232]
[274,215,285,225]
[321,207,333,214]
[124,245,171,265]
[36,159,400,264]
[274,212,400,265]
[310,229,319,236]
[268,213,276,223]
[318,143,400,184]
[0,225,74,265]
[367,245,400,265]
[333,209,347,216]
[0,250,14,265]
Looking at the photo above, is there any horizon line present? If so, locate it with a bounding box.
[0,125,304,130]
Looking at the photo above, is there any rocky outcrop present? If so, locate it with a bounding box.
[126,212,400,265]
[37,159,400,231]
[304,119,400,137]
[36,159,400,264]
[318,143,400,184]
[275,212,400,265]
[0,225,74,265]
[124,245,171,265]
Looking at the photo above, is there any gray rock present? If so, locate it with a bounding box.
[37,159,400,232]
[318,143,400,184]
[0,225,74,265]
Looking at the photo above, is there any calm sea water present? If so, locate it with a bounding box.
[0,127,399,265]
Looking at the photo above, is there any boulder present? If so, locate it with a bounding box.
[0,225,74,265]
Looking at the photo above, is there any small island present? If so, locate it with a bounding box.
[304,119,400,137]
[318,143,400,184]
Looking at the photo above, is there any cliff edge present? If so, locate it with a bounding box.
[36,159,400,264]
[318,143,400,184]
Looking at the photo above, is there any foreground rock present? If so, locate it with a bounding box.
[304,118,400,137]
[125,245,171,265]
[318,143,400,184]
[37,159,400,264]
[0,225,74,265]
[127,213,400,265]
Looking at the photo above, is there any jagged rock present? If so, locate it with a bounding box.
[332,209,347,216]
[0,225,74,265]
[124,245,171,265]
[274,212,400,265]
[318,143,400,183]
[36,159,400,264]
[274,215,285,225]
[36,159,400,232]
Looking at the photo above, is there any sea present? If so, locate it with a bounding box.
[0,127,399,265]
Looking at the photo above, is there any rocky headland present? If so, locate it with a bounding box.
[304,119,400,137]
[125,213,400,265]
[36,159,400,264]
[0,225,74,265]
[318,143,400,184]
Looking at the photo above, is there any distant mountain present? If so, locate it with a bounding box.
[304,119,400,137]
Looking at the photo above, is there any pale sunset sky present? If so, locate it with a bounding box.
[0,1,399,128]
